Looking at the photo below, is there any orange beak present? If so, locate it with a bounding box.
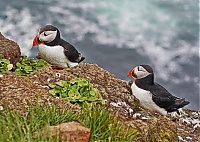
[127,68,135,78]
[33,34,39,46]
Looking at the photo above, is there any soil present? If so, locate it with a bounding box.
[0,63,199,141]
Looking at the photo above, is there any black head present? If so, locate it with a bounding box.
[39,25,58,34]
[140,64,153,74]
[128,64,154,79]
[37,24,60,46]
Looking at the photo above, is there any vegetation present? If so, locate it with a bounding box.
[15,56,49,76]
[0,55,13,72]
[49,78,105,105]
[0,56,49,75]
[0,56,138,141]
[0,103,138,142]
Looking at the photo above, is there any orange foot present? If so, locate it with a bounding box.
[51,66,64,70]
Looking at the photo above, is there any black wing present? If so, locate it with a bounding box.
[59,39,80,62]
[135,76,189,111]
[148,83,178,109]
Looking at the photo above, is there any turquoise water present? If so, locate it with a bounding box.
[0,0,199,110]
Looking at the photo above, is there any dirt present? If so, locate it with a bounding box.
[0,63,199,141]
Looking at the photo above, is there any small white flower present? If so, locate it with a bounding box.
[40,85,49,88]
[186,136,192,140]
[55,73,61,77]
[0,106,3,111]
[141,117,148,120]
[128,108,134,113]
[0,74,3,78]
[132,113,141,118]
[178,136,183,141]
[194,123,200,129]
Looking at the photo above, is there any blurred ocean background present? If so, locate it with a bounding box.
[0,0,199,110]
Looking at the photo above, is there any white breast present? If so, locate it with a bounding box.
[38,44,78,68]
[131,82,167,115]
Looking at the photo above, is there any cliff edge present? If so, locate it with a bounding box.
[0,33,199,142]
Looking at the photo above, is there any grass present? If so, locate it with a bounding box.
[0,103,138,142]
[0,56,138,141]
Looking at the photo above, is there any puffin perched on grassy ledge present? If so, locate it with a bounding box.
[127,64,190,115]
[32,24,85,69]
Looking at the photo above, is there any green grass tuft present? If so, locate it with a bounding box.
[80,103,138,141]
[0,103,138,142]
[0,104,78,142]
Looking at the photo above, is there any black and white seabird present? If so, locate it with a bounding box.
[32,24,85,68]
[127,64,190,115]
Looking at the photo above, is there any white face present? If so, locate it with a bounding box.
[39,30,57,43]
[134,65,151,79]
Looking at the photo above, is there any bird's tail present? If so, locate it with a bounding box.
[77,53,85,63]
[167,98,190,112]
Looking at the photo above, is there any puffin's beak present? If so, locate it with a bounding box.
[33,34,39,47]
[127,68,135,78]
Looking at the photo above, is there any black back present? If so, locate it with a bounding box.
[134,65,189,112]
[59,39,81,63]
[39,25,85,63]
[135,74,179,110]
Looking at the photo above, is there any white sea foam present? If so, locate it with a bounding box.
[0,0,198,89]
[46,0,199,83]
[0,6,40,56]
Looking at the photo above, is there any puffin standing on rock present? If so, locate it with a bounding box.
[32,24,85,69]
[127,64,190,115]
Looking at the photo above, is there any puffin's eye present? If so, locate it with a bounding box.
[138,67,142,71]
[44,32,47,36]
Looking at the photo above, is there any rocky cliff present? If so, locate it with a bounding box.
[0,33,199,142]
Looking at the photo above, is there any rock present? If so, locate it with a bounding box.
[1,63,198,141]
[0,69,80,114]
[1,58,199,142]
[0,33,21,69]
[33,121,90,142]
[1,35,199,142]
[0,63,139,115]
[126,111,178,141]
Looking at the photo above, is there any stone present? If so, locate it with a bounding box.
[33,121,90,142]
[0,33,21,69]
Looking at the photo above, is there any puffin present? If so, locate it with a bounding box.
[32,24,85,69]
[127,64,190,115]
